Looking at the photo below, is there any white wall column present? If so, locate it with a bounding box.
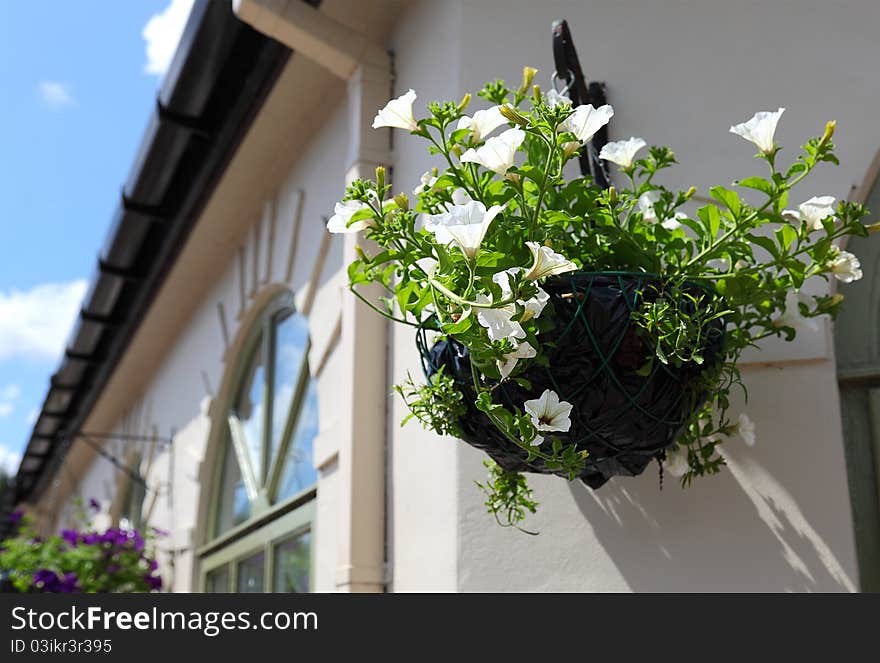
[234,0,391,592]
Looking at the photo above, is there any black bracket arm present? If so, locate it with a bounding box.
[552,19,611,188]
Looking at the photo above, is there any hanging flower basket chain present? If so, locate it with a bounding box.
[329,19,873,529]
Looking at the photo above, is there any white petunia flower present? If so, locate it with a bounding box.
[422,201,505,258]
[460,128,525,175]
[412,170,437,196]
[372,89,419,132]
[829,249,863,283]
[729,108,785,154]
[475,294,525,342]
[521,287,550,322]
[523,241,577,280]
[529,434,545,447]
[781,209,801,223]
[638,190,661,223]
[498,341,537,379]
[326,200,373,234]
[493,268,550,321]
[545,89,572,108]
[599,137,647,170]
[664,445,690,477]
[449,188,472,207]
[661,211,687,231]
[524,389,573,432]
[559,104,614,143]
[735,413,756,447]
[457,105,508,143]
[561,141,582,159]
[772,290,819,333]
[799,196,836,231]
[492,268,521,295]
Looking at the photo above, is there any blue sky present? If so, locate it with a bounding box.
[0,0,195,474]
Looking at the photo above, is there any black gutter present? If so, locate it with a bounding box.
[4,0,299,526]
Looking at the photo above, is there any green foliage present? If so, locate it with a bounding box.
[394,368,466,438]
[631,280,731,366]
[475,460,539,533]
[0,502,162,593]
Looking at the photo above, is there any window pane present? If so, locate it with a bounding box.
[277,378,319,501]
[205,566,229,593]
[273,531,311,593]
[118,456,146,532]
[232,338,266,481]
[237,551,265,593]
[215,434,251,536]
[270,311,309,464]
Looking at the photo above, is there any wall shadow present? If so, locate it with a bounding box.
[567,448,856,592]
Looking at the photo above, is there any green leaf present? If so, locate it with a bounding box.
[747,233,780,260]
[442,313,473,335]
[348,207,377,226]
[709,186,742,215]
[775,224,797,252]
[513,377,533,390]
[395,280,416,312]
[785,258,807,288]
[736,176,774,196]
[698,204,722,239]
[786,162,807,178]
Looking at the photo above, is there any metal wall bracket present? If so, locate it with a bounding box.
[551,19,611,188]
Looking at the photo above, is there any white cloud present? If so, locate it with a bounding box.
[0,445,21,475]
[0,384,20,401]
[38,81,75,110]
[142,0,195,77]
[0,384,20,419]
[0,280,87,362]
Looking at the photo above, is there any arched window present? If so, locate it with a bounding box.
[200,293,318,593]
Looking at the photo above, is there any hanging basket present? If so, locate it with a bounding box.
[418,272,726,489]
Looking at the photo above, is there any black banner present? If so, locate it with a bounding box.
[0,593,874,658]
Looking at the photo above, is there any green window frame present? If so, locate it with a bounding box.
[199,292,318,592]
[200,500,315,593]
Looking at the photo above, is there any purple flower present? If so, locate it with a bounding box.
[61,530,80,546]
[9,509,24,525]
[107,564,121,575]
[104,528,145,552]
[145,574,162,591]
[82,533,101,545]
[88,498,100,512]
[33,569,58,589]
[58,572,80,593]
[148,559,158,572]
[33,569,80,593]
[100,529,121,545]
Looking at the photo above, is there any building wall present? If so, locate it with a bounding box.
[47,65,354,592]
[41,0,880,593]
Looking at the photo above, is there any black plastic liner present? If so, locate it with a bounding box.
[419,272,726,489]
